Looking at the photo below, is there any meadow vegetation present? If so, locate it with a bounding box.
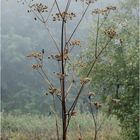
[1,113,123,140]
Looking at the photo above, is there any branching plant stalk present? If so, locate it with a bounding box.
[87,38,112,77]
[66,38,112,129]
[25,0,61,53]
[61,18,67,140]
[89,99,108,140]
[89,101,97,140]
[46,97,62,140]
[52,95,60,140]
[23,1,117,139]
[65,4,90,48]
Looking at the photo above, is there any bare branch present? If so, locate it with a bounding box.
[55,0,62,18]
[25,0,61,53]
[52,95,60,140]
[45,0,56,23]
[65,4,91,48]
[89,101,98,140]
[87,38,112,77]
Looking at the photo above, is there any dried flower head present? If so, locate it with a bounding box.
[69,40,80,46]
[51,54,62,61]
[64,48,69,60]
[92,8,108,15]
[106,6,117,11]
[80,77,91,85]
[48,85,60,95]
[104,28,116,38]
[32,64,42,70]
[52,12,76,22]
[29,3,48,13]
[92,6,116,15]
[27,52,42,58]
[54,72,67,80]
[70,111,77,116]
[51,49,69,61]
[79,63,86,68]
[94,101,102,109]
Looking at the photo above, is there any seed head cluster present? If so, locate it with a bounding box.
[28,3,48,13]
[92,6,116,15]
[69,40,80,46]
[52,12,76,22]
[104,28,116,38]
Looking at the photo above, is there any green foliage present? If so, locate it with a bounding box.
[80,0,139,139]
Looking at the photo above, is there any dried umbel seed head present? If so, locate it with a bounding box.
[80,77,91,85]
[70,111,77,116]
[51,54,62,61]
[92,8,108,15]
[104,28,116,38]
[69,40,80,46]
[92,6,116,15]
[48,86,60,95]
[29,3,48,13]
[51,49,69,61]
[52,12,76,22]
[32,64,42,70]
[79,63,86,68]
[63,48,69,60]
[106,6,117,11]
[94,101,102,109]
[54,72,67,80]
[27,52,42,58]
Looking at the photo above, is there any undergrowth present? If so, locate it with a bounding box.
[1,113,124,140]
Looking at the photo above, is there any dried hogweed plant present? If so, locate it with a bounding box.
[19,0,117,139]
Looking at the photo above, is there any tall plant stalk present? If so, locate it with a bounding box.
[61,18,67,140]
[20,0,117,139]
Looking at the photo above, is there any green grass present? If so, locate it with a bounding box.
[1,112,124,140]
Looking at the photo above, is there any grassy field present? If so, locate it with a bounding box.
[1,113,123,140]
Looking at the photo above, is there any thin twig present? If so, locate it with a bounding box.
[65,4,91,48]
[89,101,97,140]
[95,14,100,58]
[52,95,60,140]
[87,38,112,77]
[25,0,60,53]
[55,0,62,17]
[45,0,56,23]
